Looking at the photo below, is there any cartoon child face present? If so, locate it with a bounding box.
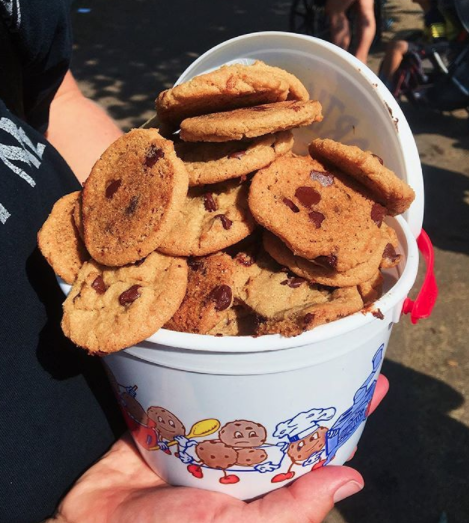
[287,426,328,462]
[147,406,185,440]
[219,420,267,448]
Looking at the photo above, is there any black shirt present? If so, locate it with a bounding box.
[0,2,124,522]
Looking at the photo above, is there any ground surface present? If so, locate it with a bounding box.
[71,1,469,521]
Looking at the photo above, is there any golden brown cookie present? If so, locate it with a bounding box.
[82,129,188,266]
[61,251,188,354]
[37,191,89,284]
[248,155,384,273]
[175,131,294,186]
[156,60,309,131]
[358,271,384,306]
[228,248,364,336]
[180,100,323,142]
[157,179,256,257]
[262,231,386,288]
[166,253,236,334]
[308,138,415,215]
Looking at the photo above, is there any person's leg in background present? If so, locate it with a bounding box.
[354,0,376,63]
[326,0,356,53]
[379,39,410,87]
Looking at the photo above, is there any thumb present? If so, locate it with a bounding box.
[248,466,364,523]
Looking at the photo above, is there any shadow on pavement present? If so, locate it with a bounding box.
[336,359,469,523]
[71,0,292,128]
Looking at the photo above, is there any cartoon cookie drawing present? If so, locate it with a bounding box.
[147,406,186,455]
[181,419,269,484]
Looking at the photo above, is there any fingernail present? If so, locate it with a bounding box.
[333,480,364,503]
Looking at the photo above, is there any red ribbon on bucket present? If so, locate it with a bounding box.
[402,229,438,324]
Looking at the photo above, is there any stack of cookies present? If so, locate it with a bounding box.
[37,60,415,354]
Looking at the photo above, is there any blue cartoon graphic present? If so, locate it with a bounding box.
[324,344,383,465]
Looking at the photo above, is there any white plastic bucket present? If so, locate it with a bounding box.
[102,32,426,500]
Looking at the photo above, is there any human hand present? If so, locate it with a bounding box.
[47,375,388,523]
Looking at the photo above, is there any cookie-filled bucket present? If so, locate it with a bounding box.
[103,32,437,500]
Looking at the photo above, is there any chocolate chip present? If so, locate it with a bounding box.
[235,253,254,267]
[314,254,338,269]
[228,150,246,160]
[383,243,400,262]
[289,277,307,288]
[125,195,139,215]
[371,203,387,227]
[372,309,384,320]
[308,210,325,228]
[119,285,142,306]
[281,277,306,288]
[372,153,384,165]
[215,214,232,230]
[134,258,145,267]
[187,257,204,270]
[145,145,164,167]
[91,275,106,294]
[310,170,334,187]
[208,285,232,311]
[291,103,302,112]
[106,179,121,199]
[204,193,218,212]
[304,313,315,325]
[282,198,300,213]
[295,186,321,207]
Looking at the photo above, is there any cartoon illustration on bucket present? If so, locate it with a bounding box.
[106,344,384,485]
[178,420,270,484]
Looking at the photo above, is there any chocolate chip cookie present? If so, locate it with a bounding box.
[157,179,256,257]
[156,60,309,132]
[248,155,384,273]
[61,251,188,353]
[180,100,323,142]
[175,131,293,186]
[82,129,189,266]
[37,191,89,284]
[309,138,415,215]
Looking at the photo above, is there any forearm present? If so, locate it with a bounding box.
[46,71,123,183]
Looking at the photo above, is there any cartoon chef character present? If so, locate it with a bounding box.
[254,407,336,483]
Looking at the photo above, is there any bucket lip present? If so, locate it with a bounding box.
[126,215,418,355]
[176,30,424,238]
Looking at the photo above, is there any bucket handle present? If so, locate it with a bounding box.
[402,229,438,324]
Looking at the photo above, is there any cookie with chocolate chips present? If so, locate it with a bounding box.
[157,179,256,257]
[175,131,293,186]
[156,60,309,133]
[309,138,415,215]
[180,100,323,143]
[228,247,364,337]
[262,224,399,288]
[82,129,188,266]
[249,155,384,273]
[61,251,188,353]
[37,191,89,284]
